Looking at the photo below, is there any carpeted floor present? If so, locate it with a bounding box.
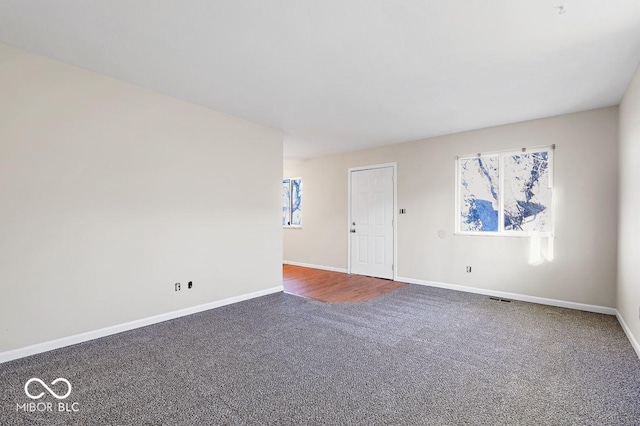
[1,284,639,425]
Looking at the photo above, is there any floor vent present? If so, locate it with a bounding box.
[489,296,512,303]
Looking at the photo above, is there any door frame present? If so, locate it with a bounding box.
[347,162,398,281]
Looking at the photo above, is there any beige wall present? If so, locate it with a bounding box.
[0,43,283,353]
[617,64,640,346]
[284,107,619,307]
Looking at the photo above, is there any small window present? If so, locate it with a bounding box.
[456,146,554,235]
[283,178,302,227]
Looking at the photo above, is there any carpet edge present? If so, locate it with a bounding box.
[397,276,616,315]
[616,310,640,360]
[0,285,284,364]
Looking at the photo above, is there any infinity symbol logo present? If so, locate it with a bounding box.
[24,378,72,400]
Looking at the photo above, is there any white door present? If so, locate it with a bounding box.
[349,167,394,279]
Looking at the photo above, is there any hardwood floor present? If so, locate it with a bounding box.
[283,264,406,303]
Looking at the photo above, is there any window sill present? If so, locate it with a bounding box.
[454,231,553,238]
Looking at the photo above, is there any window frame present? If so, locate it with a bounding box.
[282,177,302,228]
[454,145,554,237]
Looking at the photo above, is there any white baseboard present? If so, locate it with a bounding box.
[397,276,616,315]
[615,310,640,360]
[401,276,639,360]
[0,285,283,364]
[283,260,348,274]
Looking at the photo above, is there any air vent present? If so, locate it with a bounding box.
[489,296,511,303]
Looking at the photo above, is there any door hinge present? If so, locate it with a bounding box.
[391,264,394,271]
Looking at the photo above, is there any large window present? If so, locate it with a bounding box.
[456,146,554,236]
[283,178,302,227]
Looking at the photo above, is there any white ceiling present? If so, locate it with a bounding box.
[1,1,639,160]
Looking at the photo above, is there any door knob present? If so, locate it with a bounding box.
[350,229,356,233]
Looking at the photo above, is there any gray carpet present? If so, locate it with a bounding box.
[1,284,639,425]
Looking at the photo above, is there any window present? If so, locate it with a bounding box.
[456,146,554,236]
[283,178,302,227]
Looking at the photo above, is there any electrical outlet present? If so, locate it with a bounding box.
[188,281,193,289]
[466,266,472,273]
[175,282,181,291]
